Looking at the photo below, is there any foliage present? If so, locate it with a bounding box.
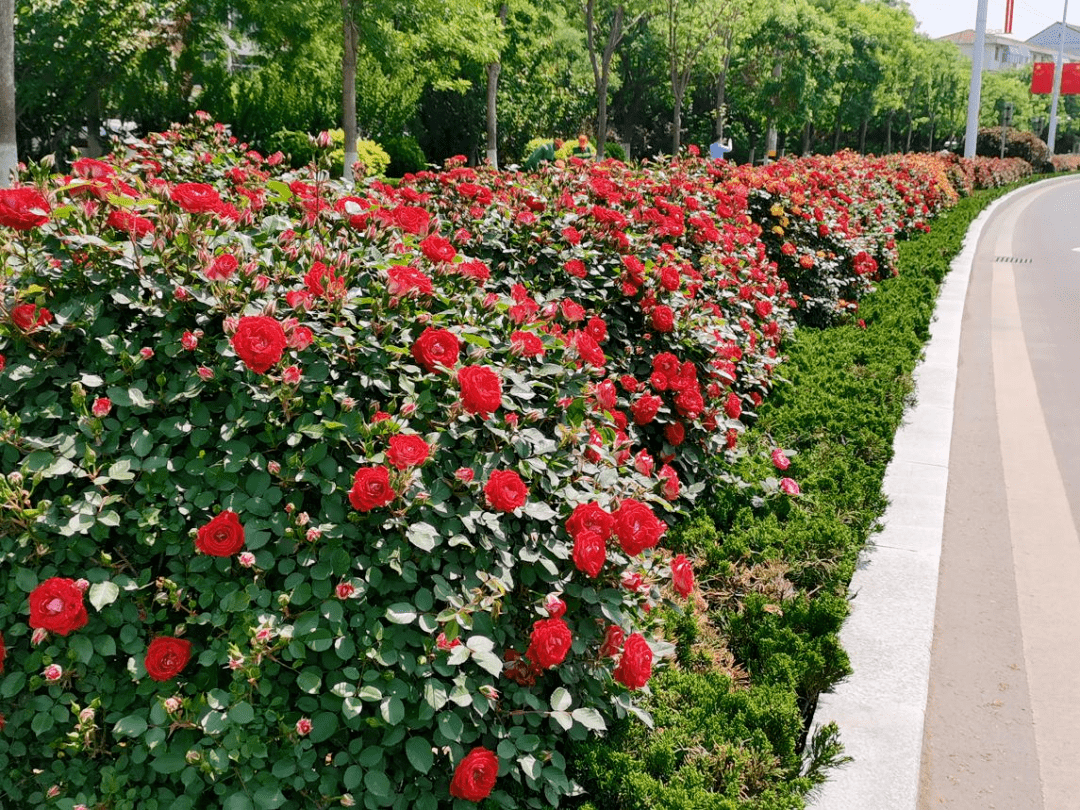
[263,131,319,170]
[380,135,429,177]
[974,127,1052,172]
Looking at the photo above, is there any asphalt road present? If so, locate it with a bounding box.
[918,177,1080,809]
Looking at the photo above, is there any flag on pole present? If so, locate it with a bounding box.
[1005,0,1015,33]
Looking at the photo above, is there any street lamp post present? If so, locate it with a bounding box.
[1047,0,1071,154]
[964,0,990,158]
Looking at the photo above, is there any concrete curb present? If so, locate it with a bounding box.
[806,180,1057,810]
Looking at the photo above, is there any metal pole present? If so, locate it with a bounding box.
[1048,0,1070,154]
[964,0,990,157]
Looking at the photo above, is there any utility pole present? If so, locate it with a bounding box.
[964,0,989,157]
[0,0,16,187]
[1047,0,1071,154]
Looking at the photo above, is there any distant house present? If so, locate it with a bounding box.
[937,29,1063,71]
[1025,21,1080,61]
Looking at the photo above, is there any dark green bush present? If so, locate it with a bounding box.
[379,134,428,176]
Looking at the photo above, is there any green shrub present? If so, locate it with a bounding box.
[603,141,626,162]
[263,129,318,169]
[379,134,427,177]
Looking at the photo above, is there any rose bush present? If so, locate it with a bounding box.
[0,116,1019,809]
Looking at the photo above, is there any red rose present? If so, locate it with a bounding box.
[585,317,608,343]
[652,352,680,379]
[144,636,193,682]
[387,265,433,297]
[526,617,572,669]
[348,466,396,512]
[565,259,587,278]
[449,747,499,802]
[572,530,606,578]
[231,316,286,373]
[458,366,502,418]
[411,328,460,373]
[28,577,88,636]
[196,510,245,557]
[171,182,224,214]
[724,392,742,420]
[565,501,613,541]
[510,330,544,359]
[631,394,662,426]
[574,331,605,368]
[387,435,430,470]
[419,234,457,263]
[671,554,694,597]
[599,625,624,658]
[771,449,790,470]
[675,388,704,419]
[613,499,665,556]
[613,632,653,689]
[664,422,685,447]
[0,187,50,230]
[391,204,430,235]
[107,209,154,237]
[659,464,680,500]
[11,303,53,332]
[650,305,675,333]
[206,254,238,281]
[484,470,528,512]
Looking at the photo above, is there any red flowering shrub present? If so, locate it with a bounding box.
[0,116,1008,809]
[0,187,50,230]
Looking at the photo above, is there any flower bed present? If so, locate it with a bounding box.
[0,118,1022,809]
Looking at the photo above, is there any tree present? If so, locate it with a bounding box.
[582,0,653,158]
[485,4,509,167]
[657,0,741,153]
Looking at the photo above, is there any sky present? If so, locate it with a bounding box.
[904,0,1072,41]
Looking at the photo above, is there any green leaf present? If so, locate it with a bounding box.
[472,650,503,676]
[253,785,287,809]
[223,793,254,810]
[150,751,188,774]
[229,701,255,725]
[308,711,338,743]
[95,634,117,657]
[0,672,25,698]
[70,634,94,665]
[385,603,417,624]
[114,714,148,737]
[380,696,404,725]
[407,522,440,552]
[523,501,558,521]
[571,707,607,731]
[364,770,392,799]
[437,711,463,742]
[550,687,572,712]
[344,765,363,790]
[297,669,322,694]
[405,736,434,774]
[88,580,120,611]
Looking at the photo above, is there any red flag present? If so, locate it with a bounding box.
[1032,62,1080,94]
[1005,0,1014,33]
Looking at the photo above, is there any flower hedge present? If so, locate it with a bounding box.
[0,118,1022,810]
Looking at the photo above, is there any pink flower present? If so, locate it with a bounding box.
[336,582,356,599]
[305,528,322,542]
[197,366,214,380]
[633,450,654,477]
[238,552,256,568]
[288,326,314,350]
[31,628,48,646]
[181,331,199,350]
[771,449,790,471]
[139,347,154,359]
[780,478,801,496]
[436,633,461,651]
[43,664,63,681]
[455,468,475,483]
[544,594,567,619]
[296,717,313,736]
[164,697,183,714]
[228,655,245,670]
[91,397,111,417]
[267,461,281,474]
[282,365,302,385]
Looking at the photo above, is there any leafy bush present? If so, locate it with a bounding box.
[0,117,1028,810]
[264,129,319,170]
[602,142,626,163]
[975,126,1052,171]
[379,134,428,177]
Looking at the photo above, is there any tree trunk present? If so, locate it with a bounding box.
[85,87,103,158]
[586,0,625,161]
[672,90,683,154]
[485,4,508,168]
[0,0,17,186]
[927,110,935,151]
[858,116,868,154]
[714,69,728,140]
[802,121,812,155]
[341,0,359,182]
[905,110,913,152]
[886,110,893,154]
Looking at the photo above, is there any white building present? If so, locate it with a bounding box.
[937,29,1063,71]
